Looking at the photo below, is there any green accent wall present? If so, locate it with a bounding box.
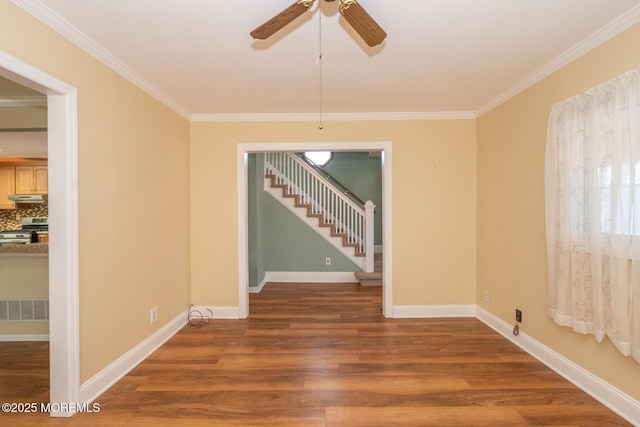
[261,193,360,273]
[248,152,380,287]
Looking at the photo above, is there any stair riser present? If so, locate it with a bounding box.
[359,279,382,287]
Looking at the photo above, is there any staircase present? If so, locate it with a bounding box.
[355,253,383,286]
[263,152,376,273]
[265,173,364,256]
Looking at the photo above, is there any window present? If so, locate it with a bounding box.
[545,68,640,363]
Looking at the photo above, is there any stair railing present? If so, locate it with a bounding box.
[299,154,366,206]
[265,152,375,272]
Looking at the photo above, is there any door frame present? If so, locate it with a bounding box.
[0,51,79,416]
[237,141,393,317]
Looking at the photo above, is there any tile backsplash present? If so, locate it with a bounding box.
[0,206,48,230]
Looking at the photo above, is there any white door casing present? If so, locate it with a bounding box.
[0,51,80,417]
[237,141,393,318]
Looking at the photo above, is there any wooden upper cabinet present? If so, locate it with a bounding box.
[0,166,16,209]
[15,165,48,194]
[34,165,48,193]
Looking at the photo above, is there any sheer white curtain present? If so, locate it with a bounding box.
[545,69,640,363]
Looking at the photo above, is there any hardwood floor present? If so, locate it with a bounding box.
[0,283,632,426]
[0,341,49,403]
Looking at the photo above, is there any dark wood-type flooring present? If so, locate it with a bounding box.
[0,283,632,426]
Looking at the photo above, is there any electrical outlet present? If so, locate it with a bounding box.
[484,290,490,302]
[150,306,158,324]
[325,257,331,265]
[515,308,522,323]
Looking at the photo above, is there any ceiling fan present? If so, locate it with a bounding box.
[250,0,387,47]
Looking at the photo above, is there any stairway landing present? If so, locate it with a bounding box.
[355,253,382,286]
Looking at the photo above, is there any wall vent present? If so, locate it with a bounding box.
[0,299,49,321]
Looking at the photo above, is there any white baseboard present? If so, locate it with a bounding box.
[0,334,49,342]
[189,306,241,319]
[262,271,359,284]
[249,271,359,293]
[79,309,187,404]
[393,304,476,318]
[476,306,640,426]
[249,278,267,293]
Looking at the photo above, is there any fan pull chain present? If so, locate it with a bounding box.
[317,0,324,130]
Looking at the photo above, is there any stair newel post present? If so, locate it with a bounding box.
[364,200,376,273]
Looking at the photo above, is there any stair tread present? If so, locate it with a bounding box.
[355,271,382,279]
[359,279,382,287]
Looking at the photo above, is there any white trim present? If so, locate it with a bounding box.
[48,89,80,418]
[237,147,249,319]
[79,310,187,405]
[238,141,393,318]
[393,304,476,319]
[192,111,476,122]
[476,4,640,117]
[249,273,358,293]
[262,271,359,284]
[0,334,49,341]
[14,1,640,123]
[0,50,80,418]
[12,0,191,120]
[249,279,267,294]
[476,307,640,426]
[12,1,474,123]
[188,306,241,320]
[380,148,392,317]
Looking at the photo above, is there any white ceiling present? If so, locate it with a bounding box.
[15,0,640,120]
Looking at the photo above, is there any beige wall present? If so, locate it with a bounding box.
[4,0,637,406]
[477,23,640,400]
[0,2,191,382]
[190,120,477,307]
[0,106,47,129]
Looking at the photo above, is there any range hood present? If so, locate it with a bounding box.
[8,194,48,204]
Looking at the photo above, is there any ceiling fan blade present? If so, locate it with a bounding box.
[339,0,387,47]
[250,1,315,40]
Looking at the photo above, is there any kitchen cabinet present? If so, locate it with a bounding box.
[15,165,48,194]
[0,166,16,209]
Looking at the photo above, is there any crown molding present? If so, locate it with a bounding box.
[14,0,640,123]
[190,111,476,122]
[0,96,47,107]
[476,3,640,117]
[12,0,192,120]
[15,1,473,124]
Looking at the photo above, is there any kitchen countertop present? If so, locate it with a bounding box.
[0,242,48,254]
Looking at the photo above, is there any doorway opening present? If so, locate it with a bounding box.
[0,51,79,416]
[237,141,393,318]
